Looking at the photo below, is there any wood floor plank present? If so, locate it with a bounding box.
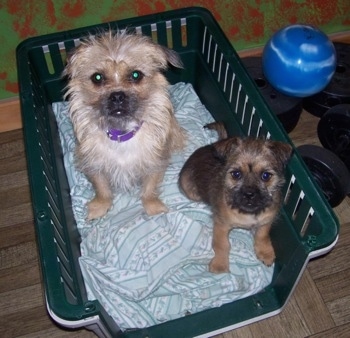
[0,154,27,175]
[0,202,33,228]
[0,241,38,270]
[0,129,23,145]
[308,323,350,338]
[1,184,31,209]
[327,295,350,326]
[16,327,97,338]
[294,269,335,333]
[217,326,254,337]
[0,221,35,248]
[316,268,350,304]
[216,291,311,337]
[0,284,44,317]
[289,111,322,147]
[0,136,25,159]
[0,305,53,338]
[0,261,40,293]
[333,200,350,227]
[0,170,29,192]
[308,223,350,279]
[0,304,95,338]
[244,295,311,337]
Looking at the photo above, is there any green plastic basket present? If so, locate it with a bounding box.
[17,7,339,338]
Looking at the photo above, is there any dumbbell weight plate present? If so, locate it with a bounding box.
[242,57,303,133]
[303,42,350,117]
[297,144,350,207]
[318,104,350,170]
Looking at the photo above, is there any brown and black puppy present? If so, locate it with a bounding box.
[63,30,185,220]
[179,123,292,273]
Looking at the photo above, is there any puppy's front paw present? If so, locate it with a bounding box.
[87,197,112,220]
[209,257,230,274]
[255,242,275,266]
[142,197,169,216]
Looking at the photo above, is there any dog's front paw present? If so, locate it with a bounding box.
[209,257,230,273]
[255,243,275,266]
[87,197,112,220]
[142,197,169,216]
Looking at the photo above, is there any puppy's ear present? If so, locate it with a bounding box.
[268,141,293,167]
[161,45,184,69]
[213,137,242,160]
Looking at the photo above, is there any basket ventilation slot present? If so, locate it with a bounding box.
[200,28,272,140]
[283,174,314,237]
[41,17,188,77]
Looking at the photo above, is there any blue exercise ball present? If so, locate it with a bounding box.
[262,24,336,97]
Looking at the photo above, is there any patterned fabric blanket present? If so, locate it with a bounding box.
[52,82,273,330]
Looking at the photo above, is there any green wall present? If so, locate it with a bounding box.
[0,0,349,100]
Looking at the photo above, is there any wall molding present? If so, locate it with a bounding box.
[1,31,349,133]
[0,97,21,133]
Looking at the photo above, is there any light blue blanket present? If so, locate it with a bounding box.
[52,83,273,330]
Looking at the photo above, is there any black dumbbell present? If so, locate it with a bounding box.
[297,144,350,207]
[318,104,350,170]
[303,42,350,117]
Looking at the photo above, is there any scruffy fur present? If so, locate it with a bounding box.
[179,123,292,273]
[63,31,185,219]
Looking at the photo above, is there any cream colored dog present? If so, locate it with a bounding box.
[63,31,185,219]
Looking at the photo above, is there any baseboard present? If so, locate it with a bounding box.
[0,97,21,133]
[1,31,349,133]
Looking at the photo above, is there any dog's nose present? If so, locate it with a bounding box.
[245,192,255,200]
[243,188,256,200]
[109,91,126,103]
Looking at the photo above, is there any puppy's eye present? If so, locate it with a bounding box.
[230,170,242,180]
[130,70,144,82]
[91,73,104,84]
[261,172,272,182]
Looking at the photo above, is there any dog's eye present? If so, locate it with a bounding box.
[261,172,272,182]
[230,170,242,180]
[130,70,144,82]
[91,73,104,84]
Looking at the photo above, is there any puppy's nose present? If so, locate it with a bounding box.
[109,91,126,103]
[243,188,256,200]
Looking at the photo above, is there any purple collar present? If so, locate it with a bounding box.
[106,122,143,142]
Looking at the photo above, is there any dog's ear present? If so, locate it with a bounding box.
[62,49,74,78]
[160,45,184,69]
[62,42,86,79]
[213,137,242,160]
[268,141,293,167]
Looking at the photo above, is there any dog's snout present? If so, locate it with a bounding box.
[109,91,126,104]
[242,188,256,200]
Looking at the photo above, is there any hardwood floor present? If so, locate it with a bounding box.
[1,111,350,337]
